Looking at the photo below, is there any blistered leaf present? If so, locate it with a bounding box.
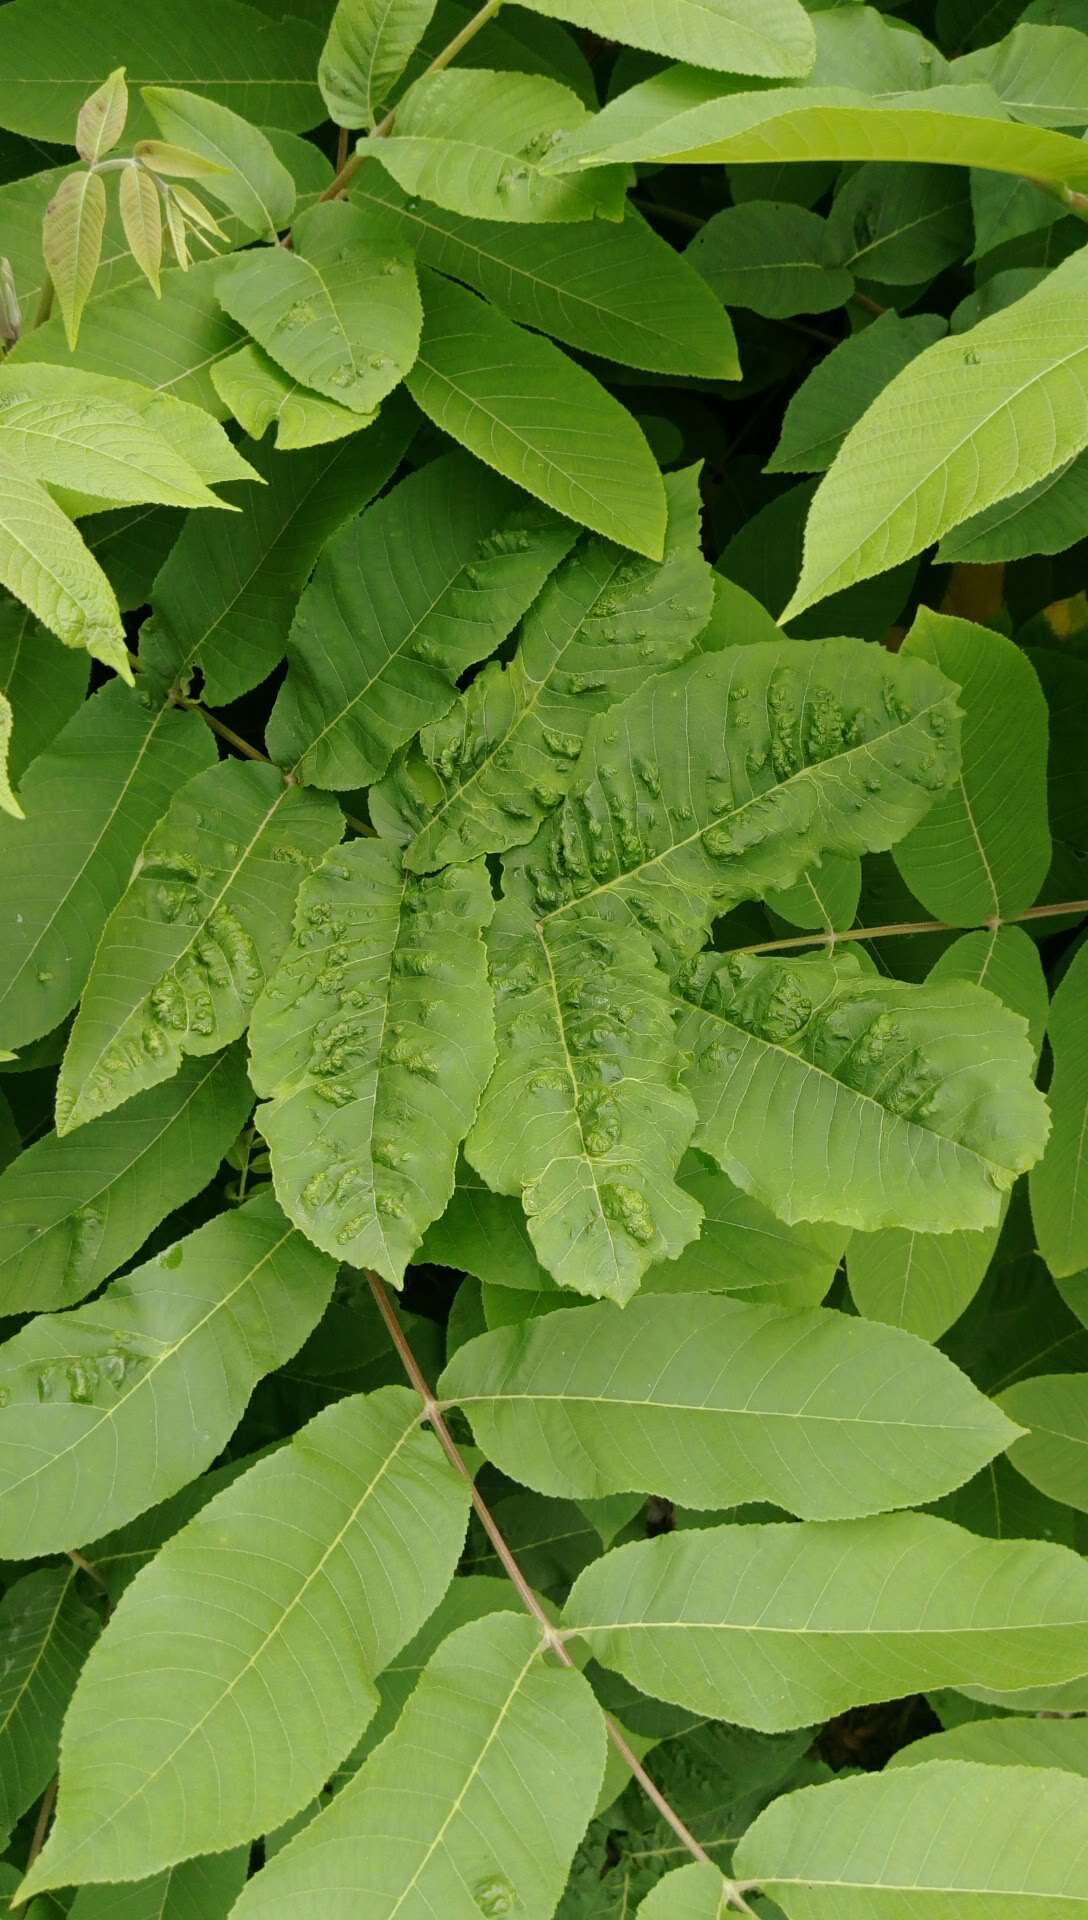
[210,341,367,449]
[56,760,343,1132]
[118,164,162,296]
[75,67,128,164]
[353,179,740,377]
[231,1613,606,1920]
[736,1761,1088,1915]
[1031,941,1088,1278]
[0,1044,253,1315]
[267,449,575,789]
[466,896,701,1302]
[0,684,214,1052]
[251,841,496,1283]
[319,0,438,127]
[372,466,712,870]
[564,1513,1088,1730]
[142,86,295,236]
[42,169,106,349]
[406,270,667,558]
[216,199,420,415]
[679,948,1049,1233]
[506,637,961,968]
[22,1387,471,1890]
[374,70,627,224]
[442,1293,1016,1518]
[0,1188,335,1556]
[516,0,815,79]
[0,1567,98,1835]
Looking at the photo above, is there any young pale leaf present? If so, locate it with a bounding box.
[687,203,854,318]
[782,248,1088,620]
[42,170,106,349]
[545,73,1088,184]
[642,1153,847,1310]
[374,70,627,224]
[515,0,815,78]
[999,1372,1088,1514]
[0,0,324,142]
[353,180,740,377]
[216,200,420,414]
[0,1568,98,1836]
[953,22,1088,125]
[117,165,162,297]
[563,1513,1088,1731]
[441,1294,1016,1518]
[892,611,1050,923]
[268,450,574,789]
[406,271,667,558]
[1031,941,1088,1278]
[937,448,1088,564]
[141,402,414,706]
[232,1612,606,1920]
[679,949,1049,1233]
[0,685,214,1052]
[56,761,343,1133]
[75,67,129,164]
[142,87,295,237]
[0,1044,252,1315]
[0,1188,335,1556]
[133,141,231,181]
[67,1852,249,1920]
[251,841,496,1283]
[767,311,948,474]
[372,465,712,871]
[466,897,701,1303]
[211,342,367,449]
[22,1387,470,1891]
[506,637,961,968]
[735,1761,1088,1915]
[319,0,438,128]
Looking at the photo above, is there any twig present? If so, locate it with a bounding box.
[66,1547,109,1595]
[335,125,350,174]
[170,691,273,764]
[735,897,1088,956]
[366,1272,755,1914]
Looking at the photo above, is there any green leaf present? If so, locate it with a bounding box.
[953,22,1088,126]
[0,1044,253,1315]
[765,849,860,935]
[43,169,106,350]
[420,1162,550,1292]
[56,759,344,1133]
[0,0,324,142]
[767,312,948,474]
[216,200,421,415]
[998,1372,1088,1515]
[0,600,90,789]
[67,1853,249,1920]
[515,0,816,80]
[892,611,1051,923]
[781,249,1088,621]
[371,465,712,871]
[75,68,129,165]
[0,1188,335,1557]
[210,342,369,449]
[687,203,854,318]
[1031,941,1088,1279]
[352,181,740,377]
[117,164,163,297]
[465,896,701,1303]
[0,692,22,821]
[407,0,596,103]
[319,0,438,128]
[506,637,962,968]
[405,270,667,558]
[636,1864,733,1919]
[563,1513,1088,1731]
[374,70,627,224]
[0,684,214,1051]
[736,1760,1088,1914]
[891,1713,1088,1776]
[0,460,128,673]
[250,841,496,1283]
[141,403,414,706]
[938,447,1088,563]
[642,1154,847,1310]
[825,163,971,287]
[230,1612,606,1920]
[266,449,576,789]
[0,1567,98,1835]
[545,73,1088,185]
[142,87,296,238]
[22,1385,471,1892]
[442,1293,1017,1518]
[678,948,1049,1232]
[0,391,239,514]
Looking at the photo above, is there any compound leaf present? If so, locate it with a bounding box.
[250,840,496,1284]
